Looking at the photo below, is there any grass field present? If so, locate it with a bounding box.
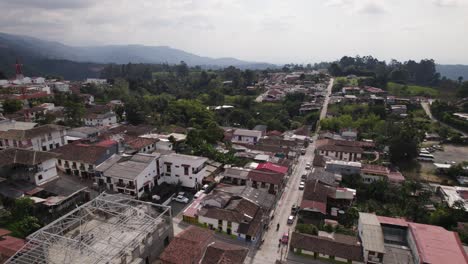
[387,82,439,97]
[335,76,361,86]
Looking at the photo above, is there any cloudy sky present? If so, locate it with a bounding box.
[1,0,468,64]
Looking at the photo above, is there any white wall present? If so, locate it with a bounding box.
[34,158,58,185]
[319,150,361,162]
[232,135,257,144]
[84,115,117,127]
[105,158,157,198]
[158,155,206,189]
[32,129,66,151]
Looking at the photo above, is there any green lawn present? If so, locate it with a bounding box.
[387,82,439,97]
[335,76,360,86]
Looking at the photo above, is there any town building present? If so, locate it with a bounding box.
[438,185,468,211]
[198,197,263,243]
[358,212,468,264]
[0,119,37,132]
[158,226,248,264]
[0,229,26,263]
[325,160,362,176]
[0,148,59,185]
[231,129,263,145]
[96,153,159,198]
[5,193,174,264]
[361,164,405,184]
[157,153,208,189]
[290,232,363,263]
[0,124,67,151]
[358,212,386,263]
[316,139,364,162]
[51,139,118,179]
[247,169,285,194]
[83,111,117,127]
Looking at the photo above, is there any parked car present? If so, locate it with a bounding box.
[305,162,311,170]
[281,233,289,244]
[287,215,295,225]
[301,148,306,155]
[173,195,189,204]
[194,190,204,198]
[291,204,298,214]
[301,173,307,180]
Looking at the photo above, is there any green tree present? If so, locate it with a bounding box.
[3,99,23,114]
[9,216,41,238]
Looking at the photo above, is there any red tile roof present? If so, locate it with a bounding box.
[201,241,248,264]
[377,216,468,264]
[159,226,214,264]
[0,236,26,258]
[0,229,11,237]
[300,200,327,214]
[256,162,288,174]
[409,222,468,264]
[247,170,284,185]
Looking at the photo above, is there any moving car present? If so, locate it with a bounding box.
[281,233,289,244]
[173,195,189,204]
[299,182,305,190]
[287,215,295,225]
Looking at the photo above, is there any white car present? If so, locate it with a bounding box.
[299,183,305,190]
[194,190,204,198]
[173,195,189,204]
[305,162,311,170]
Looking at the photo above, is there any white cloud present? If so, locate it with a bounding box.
[0,0,467,64]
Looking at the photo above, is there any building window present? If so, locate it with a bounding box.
[261,182,266,188]
[42,146,47,151]
[218,219,222,226]
[58,159,62,165]
[184,166,189,176]
[166,164,171,173]
[106,177,112,183]
[38,175,43,180]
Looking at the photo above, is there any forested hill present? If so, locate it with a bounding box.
[0,32,273,79]
[436,65,468,80]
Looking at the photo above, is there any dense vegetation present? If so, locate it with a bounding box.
[328,56,467,99]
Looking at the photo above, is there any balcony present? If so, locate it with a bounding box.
[116,182,126,188]
[79,165,86,171]
[64,163,70,168]
[126,184,136,189]
[71,165,77,169]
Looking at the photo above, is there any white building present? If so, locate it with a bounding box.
[231,129,263,145]
[0,148,59,185]
[0,124,67,151]
[158,153,208,189]
[85,78,107,85]
[358,213,385,264]
[97,153,159,198]
[83,112,117,127]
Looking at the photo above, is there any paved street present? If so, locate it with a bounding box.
[247,78,334,264]
[170,78,334,264]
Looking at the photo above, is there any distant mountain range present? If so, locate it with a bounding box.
[0,32,274,79]
[1,32,467,81]
[436,64,468,81]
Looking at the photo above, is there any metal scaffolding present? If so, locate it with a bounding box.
[6,193,172,264]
